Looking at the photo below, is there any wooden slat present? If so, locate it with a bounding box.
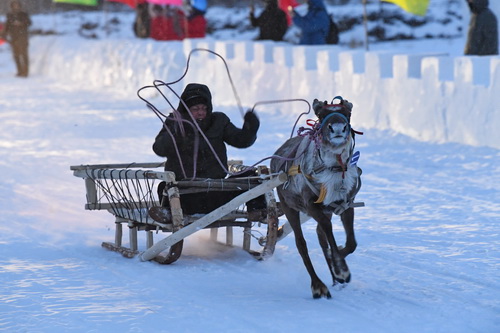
[115,222,122,247]
[102,242,138,258]
[226,226,233,246]
[177,178,261,186]
[84,178,97,204]
[70,162,165,171]
[210,228,218,242]
[73,169,175,181]
[85,202,158,210]
[242,227,251,252]
[147,231,154,249]
[129,227,138,252]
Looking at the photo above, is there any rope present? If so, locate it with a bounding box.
[250,98,312,139]
[135,48,313,179]
[243,224,266,243]
[136,48,245,117]
[297,120,322,149]
[136,49,242,179]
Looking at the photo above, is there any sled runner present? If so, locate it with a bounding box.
[70,161,287,264]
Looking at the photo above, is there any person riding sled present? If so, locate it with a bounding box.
[152,83,265,215]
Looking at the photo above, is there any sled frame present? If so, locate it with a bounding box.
[71,162,286,263]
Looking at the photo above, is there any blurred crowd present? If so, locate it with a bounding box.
[0,0,497,80]
[133,0,496,56]
[133,0,207,40]
[134,0,339,45]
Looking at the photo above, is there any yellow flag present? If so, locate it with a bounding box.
[382,0,430,16]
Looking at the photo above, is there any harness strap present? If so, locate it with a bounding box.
[287,160,363,214]
[287,164,300,176]
[314,184,327,204]
[285,115,364,213]
[320,111,350,129]
[336,154,346,179]
[286,161,321,198]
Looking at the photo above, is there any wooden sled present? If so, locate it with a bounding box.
[70,162,287,264]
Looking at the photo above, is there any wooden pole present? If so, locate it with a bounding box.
[103,0,109,38]
[363,0,369,51]
[115,222,123,247]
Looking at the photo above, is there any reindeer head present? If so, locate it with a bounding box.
[313,97,353,148]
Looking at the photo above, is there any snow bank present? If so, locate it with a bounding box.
[31,36,500,149]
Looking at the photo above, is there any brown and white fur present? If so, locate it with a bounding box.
[271,98,361,299]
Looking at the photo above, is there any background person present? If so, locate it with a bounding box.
[185,0,207,38]
[0,22,5,43]
[149,5,168,40]
[289,0,329,45]
[133,2,150,38]
[2,0,31,77]
[279,0,298,27]
[250,0,288,41]
[149,4,185,41]
[164,5,186,41]
[464,0,498,55]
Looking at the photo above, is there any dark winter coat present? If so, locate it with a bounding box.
[250,1,288,41]
[3,10,31,44]
[292,0,330,45]
[133,3,150,38]
[153,83,260,181]
[464,0,498,55]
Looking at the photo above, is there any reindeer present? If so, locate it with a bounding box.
[270,97,363,299]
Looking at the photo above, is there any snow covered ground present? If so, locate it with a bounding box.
[1,7,499,333]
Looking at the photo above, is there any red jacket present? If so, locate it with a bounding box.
[186,15,206,38]
[150,8,185,41]
[150,16,169,40]
[279,0,299,26]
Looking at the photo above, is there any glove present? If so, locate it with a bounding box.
[243,110,260,132]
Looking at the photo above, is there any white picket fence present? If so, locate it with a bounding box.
[33,36,500,149]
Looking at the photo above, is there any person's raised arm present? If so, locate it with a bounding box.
[223,110,260,148]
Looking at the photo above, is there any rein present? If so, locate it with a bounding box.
[297,119,322,149]
[284,99,364,215]
[139,49,315,179]
[320,111,350,129]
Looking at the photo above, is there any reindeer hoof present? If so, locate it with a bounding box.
[333,264,351,284]
[334,272,351,284]
[312,290,332,299]
[311,282,332,299]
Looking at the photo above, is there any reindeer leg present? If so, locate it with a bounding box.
[339,207,357,258]
[280,201,331,299]
[309,208,351,285]
[316,225,337,285]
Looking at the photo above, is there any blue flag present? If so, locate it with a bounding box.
[350,151,360,167]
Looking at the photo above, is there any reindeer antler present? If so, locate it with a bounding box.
[341,99,353,112]
[312,99,325,117]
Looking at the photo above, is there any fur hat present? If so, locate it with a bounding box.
[178,83,213,115]
[184,95,208,108]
